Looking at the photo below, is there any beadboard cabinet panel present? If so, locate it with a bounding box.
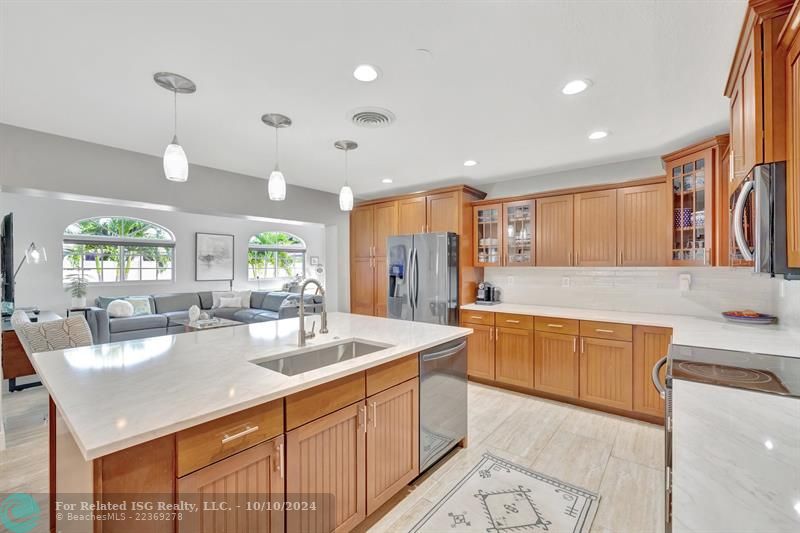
[574,190,617,266]
[535,195,574,266]
[633,326,671,419]
[617,184,668,266]
[579,337,633,411]
[534,331,579,399]
[495,326,534,389]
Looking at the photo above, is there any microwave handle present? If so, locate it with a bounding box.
[733,180,754,262]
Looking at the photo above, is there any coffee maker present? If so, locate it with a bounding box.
[476,282,501,305]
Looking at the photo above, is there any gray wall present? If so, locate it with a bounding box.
[482,156,665,199]
[0,123,350,311]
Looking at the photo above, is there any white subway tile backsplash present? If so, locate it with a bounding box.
[484,267,793,322]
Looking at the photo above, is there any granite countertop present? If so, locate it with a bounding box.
[461,303,800,358]
[30,312,472,460]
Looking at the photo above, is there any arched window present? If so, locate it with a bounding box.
[247,232,306,281]
[63,217,175,283]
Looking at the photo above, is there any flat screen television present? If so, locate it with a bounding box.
[1,212,14,315]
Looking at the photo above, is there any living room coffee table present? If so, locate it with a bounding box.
[172,317,243,332]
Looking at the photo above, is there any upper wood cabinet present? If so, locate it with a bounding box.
[726,1,791,185]
[474,203,503,267]
[427,191,461,233]
[351,206,375,259]
[177,437,285,533]
[662,136,729,266]
[535,194,574,266]
[617,184,668,266]
[574,190,617,266]
[398,196,427,235]
[783,2,800,268]
[350,201,397,317]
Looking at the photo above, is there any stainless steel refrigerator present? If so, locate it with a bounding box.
[387,232,459,326]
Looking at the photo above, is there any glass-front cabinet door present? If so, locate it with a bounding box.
[474,204,502,266]
[667,148,713,265]
[502,200,535,266]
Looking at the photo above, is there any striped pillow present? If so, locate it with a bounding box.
[15,316,93,355]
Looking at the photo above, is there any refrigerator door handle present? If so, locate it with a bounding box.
[412,247,420,310]
[733,180,754,262]
[407,247,416,310]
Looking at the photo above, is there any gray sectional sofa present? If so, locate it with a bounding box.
[86,290,323,343]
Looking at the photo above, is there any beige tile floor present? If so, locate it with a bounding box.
[1,381,665,533]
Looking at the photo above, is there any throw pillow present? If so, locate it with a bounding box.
[212,290,251,308]
[218,296,242,308]
[125,297,153,316]
[107,300,135,318]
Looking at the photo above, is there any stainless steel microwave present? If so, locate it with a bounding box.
[730,161,800,279]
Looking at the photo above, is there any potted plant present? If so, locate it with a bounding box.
[65,274,89,309]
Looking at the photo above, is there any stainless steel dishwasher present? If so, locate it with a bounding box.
[419,337,468,473]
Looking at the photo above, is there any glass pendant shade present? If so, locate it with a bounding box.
[163,137,188,182]
[339,185,354,211]
[268,169,287,201]
[26,243,46,264]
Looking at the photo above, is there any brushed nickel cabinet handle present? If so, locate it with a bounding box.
[595,328,614,334]
[581,338,585,353]
[372,402,377,428]
[505,319,520,324]
[221,425,259,444]
[471,315,484,320]
[489,328,493,341]
[568,251,573,266]
[619,250,623,265]
[277,442,284,479]
[546,323,564,328]
[573,337,577,353]
[360,405,367,433]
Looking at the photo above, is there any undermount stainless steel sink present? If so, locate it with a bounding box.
[253,339,390,376]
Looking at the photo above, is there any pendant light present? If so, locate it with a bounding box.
[261,113,292,201]
[335,140,358,211]
[153,72,196,182]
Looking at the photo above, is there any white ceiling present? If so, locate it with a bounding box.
[0,1,746,198]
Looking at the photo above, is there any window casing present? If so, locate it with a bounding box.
[247,232,306,281]
[62,217,175,284]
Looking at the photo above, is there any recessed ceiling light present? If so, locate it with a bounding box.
[588,130,609,140]
[562,79,591,95]
[381,178,393,184]
[353,64,380,82]
[463,160,478,167]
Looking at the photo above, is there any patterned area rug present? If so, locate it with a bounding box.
[410,452,600,533]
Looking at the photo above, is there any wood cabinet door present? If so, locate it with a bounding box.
[373,257,388,317]
[351,258,375,315]
[534,332,578,399]
[632,326,671,419]
[366,378,419,515]
[495,326,534,389]
[464,323,495,380]
[426,191,460,234]
[574,190,617,266]
[788,36,800,267]
[535,195,574,266]
[398,196,427,235]
[351,206,374,259]
[502,200,535,266]
[579,337,633,411]
[617,184,667,266]
[740,36,758,179]
[286,402,366,533]
[177,436,285,533]
[373,201,398,258]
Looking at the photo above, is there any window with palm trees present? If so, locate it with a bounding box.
[248,231,306,281]
[62,217,175,283]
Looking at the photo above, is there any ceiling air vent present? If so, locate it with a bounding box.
[349,107,395,128]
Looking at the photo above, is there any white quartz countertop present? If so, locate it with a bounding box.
[31,313,471,460]
[461,303,800,357]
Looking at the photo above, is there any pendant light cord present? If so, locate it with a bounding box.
[173,89,178,139]
[275,128,280,170]
[344,149,349,186]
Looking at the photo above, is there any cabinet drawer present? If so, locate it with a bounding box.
[461,310,495,326]
[495,313,533,329]
[580,320,633,341]
[286,372,366,431]
[535,316,579,335]
[177,399,284,477]
[366,354,419,397]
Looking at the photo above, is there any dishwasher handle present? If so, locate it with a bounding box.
[652,355,668,399]
[421,341,467,362]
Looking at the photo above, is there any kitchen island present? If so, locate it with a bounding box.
[32,312,471,533]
